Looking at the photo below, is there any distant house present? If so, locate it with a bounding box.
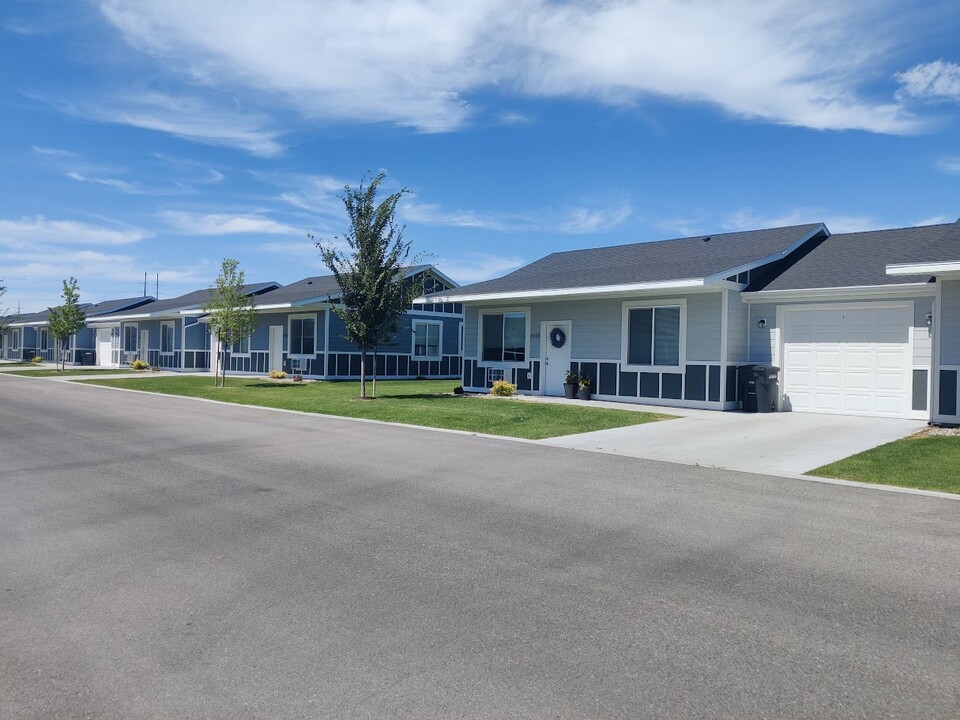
[428,220,960,424]
[86,265,463,380]
[1,297,154,363]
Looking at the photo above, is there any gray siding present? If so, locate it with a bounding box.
[463,306,479,358]
[726,291,748,363]
[747,302,777,364]
[913,297,933,367]
[941,279,960,365]
[531,298,623,360]
[686,293,722,362]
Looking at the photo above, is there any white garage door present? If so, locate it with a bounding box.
[782,304,912,417]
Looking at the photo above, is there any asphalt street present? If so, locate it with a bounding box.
[1,373,958,719]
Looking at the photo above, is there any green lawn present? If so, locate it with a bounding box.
[82,376,672,439]
[11,368,136,377]
[809,433,960,494]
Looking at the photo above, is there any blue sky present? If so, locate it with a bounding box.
[1,0,959,312]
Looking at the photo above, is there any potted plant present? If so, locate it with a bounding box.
[563,370,579,399]
[578,374,593,401]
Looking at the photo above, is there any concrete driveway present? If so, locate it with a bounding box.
[539,405,926,476]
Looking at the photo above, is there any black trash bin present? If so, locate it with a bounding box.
[740,364,780,413]
[82,351,95,366]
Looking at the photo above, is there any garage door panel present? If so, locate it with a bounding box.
[782,305,911,418]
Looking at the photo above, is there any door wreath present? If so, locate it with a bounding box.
[549,327,566,348]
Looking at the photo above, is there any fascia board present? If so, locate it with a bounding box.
[702,223,829,285]
[887,261,960,275]
[422,278,707,304]
[740,282,935,303]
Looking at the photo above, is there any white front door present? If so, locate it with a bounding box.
[781,304,913,417]
[140,330,149,362]
[541,321,572,396]
[97,328,114,367]
[268,325,284,372]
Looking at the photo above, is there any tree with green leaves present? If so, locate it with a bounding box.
[203,258,258,388]
[0,280,9,341]
[48,277,86,371]
[313,172,419,399]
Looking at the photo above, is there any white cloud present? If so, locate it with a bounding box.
[915,214,954,227]
[722,208,884,234]
[66,171,142,194]
[96,0,922,136]
[67,92,285,156]
[433,253,527,284]
[159,211,302,236]
[0,215,151,247]
[402,199,632,235]
[936,157,960,175]
[32,145,75,156]
[896,60,960,102]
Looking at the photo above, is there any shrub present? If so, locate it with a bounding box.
[30,356,43,364]
[564,370,579,385]
[292,375,304,383]
[578,374,593,389]
[490,379,517,396]
[268,370,287,379]
[130,359,150,370]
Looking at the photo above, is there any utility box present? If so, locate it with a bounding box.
[740,365,780,413]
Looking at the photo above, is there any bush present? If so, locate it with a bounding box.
[292,375,304,383]
[564,370,579,385]
[30,356,43,364]
[268,370,287,379]
[130,359,150,370]
[490,379,517,396]
[578,374,593,389]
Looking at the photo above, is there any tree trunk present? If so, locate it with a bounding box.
[372,349,377,399]
[215,339,222,387]
[359,350,367,398]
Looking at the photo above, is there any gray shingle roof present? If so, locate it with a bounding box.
[94,283,278,319]
[7,297,154,325]
[746,221,960,292]
[437,224,824,298]
[252,266,447,307]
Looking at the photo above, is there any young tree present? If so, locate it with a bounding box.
[0,281,9,340]
[314,172,419,399]
[47,277,86,371]
[203,258,258,388]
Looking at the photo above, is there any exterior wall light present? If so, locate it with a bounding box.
[926,314,933,328]
[757,318,767,329]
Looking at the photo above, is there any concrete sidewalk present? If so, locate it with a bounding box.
[538,406,926,475]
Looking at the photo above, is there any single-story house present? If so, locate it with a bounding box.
[427,219,960,423]
[1,296,154,363]
[88,265,463,379]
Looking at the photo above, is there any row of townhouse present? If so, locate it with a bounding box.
[1,266,464,381]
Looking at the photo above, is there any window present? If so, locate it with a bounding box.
[39,328,48,351]
[231,335,250,355]
[412,321,441,359]
[624,303,682,367]
[481,311,527,363]
[161,322,175,354]
[11,329,20,351]
[123,325,138,352]
[289,316,315,356]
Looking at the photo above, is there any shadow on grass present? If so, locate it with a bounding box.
[237,382,309,389]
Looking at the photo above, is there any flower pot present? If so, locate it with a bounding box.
[578,387,592,400]
[563,382,577,399]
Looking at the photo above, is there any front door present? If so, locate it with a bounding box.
[97,328,114,367]
[269,325,284,372]
[140,330,149,363]
[541,321,572,396]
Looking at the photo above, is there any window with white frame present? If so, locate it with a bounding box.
[289,316,315,356]
[160,322,175,354]
[481,311,527,363]
[11,329,20,350]
[39,328,49,351]
[123,324,138,353]
[623,302,682,367]
[231,335,250,355]
[412,321,441,359]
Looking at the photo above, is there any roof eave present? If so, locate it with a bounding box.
[887,261,960,276]
[741,282,935,303]
[424,278,707,304]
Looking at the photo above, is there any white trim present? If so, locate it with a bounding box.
[703,224,829,285]
[477,307,531,368]
[932,282,943,421]
[287,312,318,358]
[160,320,176,355]
[411,319,443,360]
[230,334,252,357]
[620,298,686,372]
[887,260,960,276]
[720,290,729,402]
[427,278,705,304]
[323,307,330,379]
[742,283,934,303]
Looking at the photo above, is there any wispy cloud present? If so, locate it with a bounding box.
[32,145,75,156]
[96,0,924,137]
[0,215,151,247]
[402,199,632,235]
[434,253,527,284]
[63,92,285,156]
[159,210,303,236]
[896,60,960,102]
[66,171,142,194]
[935,156,960,175]
[722,208,883,234]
